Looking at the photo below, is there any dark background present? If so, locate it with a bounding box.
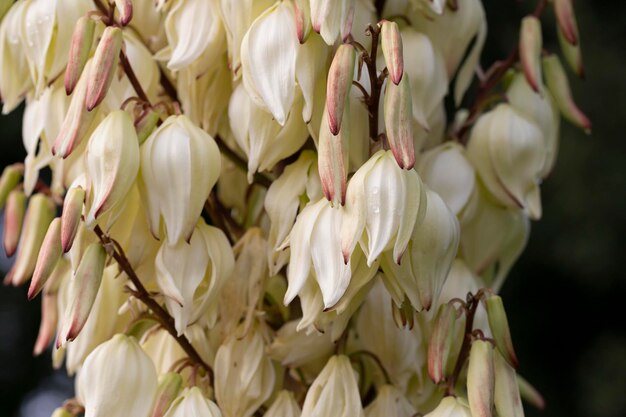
[1,1,625,416]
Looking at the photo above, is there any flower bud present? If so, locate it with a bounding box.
[85,110,140,227]
[294,0,312,43]
[214,329,276,417]
[326,44,355,135]
[51,408,72,417]
[485,294,519,368]
[0,163,23,209]
[140,115,221,245]
[424,396,472,417]
[365,385,417,417]
[543,54,591,132]
[319,103,348,206]
[52,60,98,158]
[164,387,222,417]
[61,186,85,253]
[519,16,543,93]
[64,15,95,95]
[428,303,457,384]
[114,0,133,26]
[467,340,495,417]
[33,292,58,356]
[85,27,123,111]
[60,243,106,342]
[310,0,355,45]
[3,189,26,257]
[28,217,62,300]
[517,374,545,410]
[384,75,415,169]
[265,391,301,417]
[135,109,160,145]
[7,194,55,286]
[494,351,524,417]
[558,26,584,78]
[554,0,579,45]
[381,20,404,85]
[241,2,297,126]
[78,334,158,417]
[149,373,183,417]
[301,355,364,417]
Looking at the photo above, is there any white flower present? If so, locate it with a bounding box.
[365,385,417,417]
[424,396,472,417]
[163,387,222,417]
[264,391,302,417]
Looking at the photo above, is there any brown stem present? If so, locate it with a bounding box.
[93,225,213,383]
[364,25,384,142]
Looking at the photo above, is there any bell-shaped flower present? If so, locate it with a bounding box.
[241,2,297,126]
[301,355,364,417]
[381,188,460,311]
[163,387,222,417]
[268,320,334,368]
[140,115,221,245]
[0,2,32,113]
[460,184,529,292]
[309,0,355,45]
[84,110,139,227]
[265,150,322,274]
[159,0,224,74]
[155,220,235,335]
[141,329,186,376]
[365,385,417,417]
[265,391,301,417]
[77,334,157,417]
[409,0,486,104]
[214,328,276,417]
[228,83,309,181]
[466,104,546,220]
[295,32,330,124]
[424,396,472,417]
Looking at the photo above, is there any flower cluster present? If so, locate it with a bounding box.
[0,0,588,416]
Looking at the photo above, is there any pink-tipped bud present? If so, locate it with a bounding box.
[294,0,312,43]
[543,54,592,133]
[467,340,495,417]
[61,242,106,342]
[0,163,23,209]
[517,374,546,410]
[384,75,415,170]
[28,218,62,300]
[114,0,134,26]
[3,189,26,257]
[554,0,578,45]
[318,105,348,207]
[485,294,519,368]
[7,194,55,286]
[326,44,356,135]
[65,15,96,95]
[558,27,585,78]
[494,351,524,417]
[85,26,123,111]
[53,61,98,158]
[150,372,183,417]
[33,292,58,356]
[61,186,85,253]
[427,303,456,384]
[381,20,404,85]
[135,109,160,145]
[519,16,543,93]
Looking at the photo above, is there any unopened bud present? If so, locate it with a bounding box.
[61,243,106,342]
[7,194,55,286]
[381,20,404,85]
[294,0,312,43]
[150,372,183,417]
[65,15,96,95]
[86,27,123,111]
[517,374,545,410]
[519,16,543,93]
[428,303,456,384]
[0,163,23,209]
[33,292,58,356]
[554,0,578,45]
[50,408,72,417]
[53,61,98,158]
[485,294,519,368]
[558,28,584,78]
[114,0,133,26]
[467,340,495,417]
[61,186,85,253]
[28,218,62,300]
[135,109,160,145]
[3,189,26,257]
[543,54,591,132]
[326,44,356,135]
[318,105,348,207]
[384,75,415,169]
[494,351,524,417]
